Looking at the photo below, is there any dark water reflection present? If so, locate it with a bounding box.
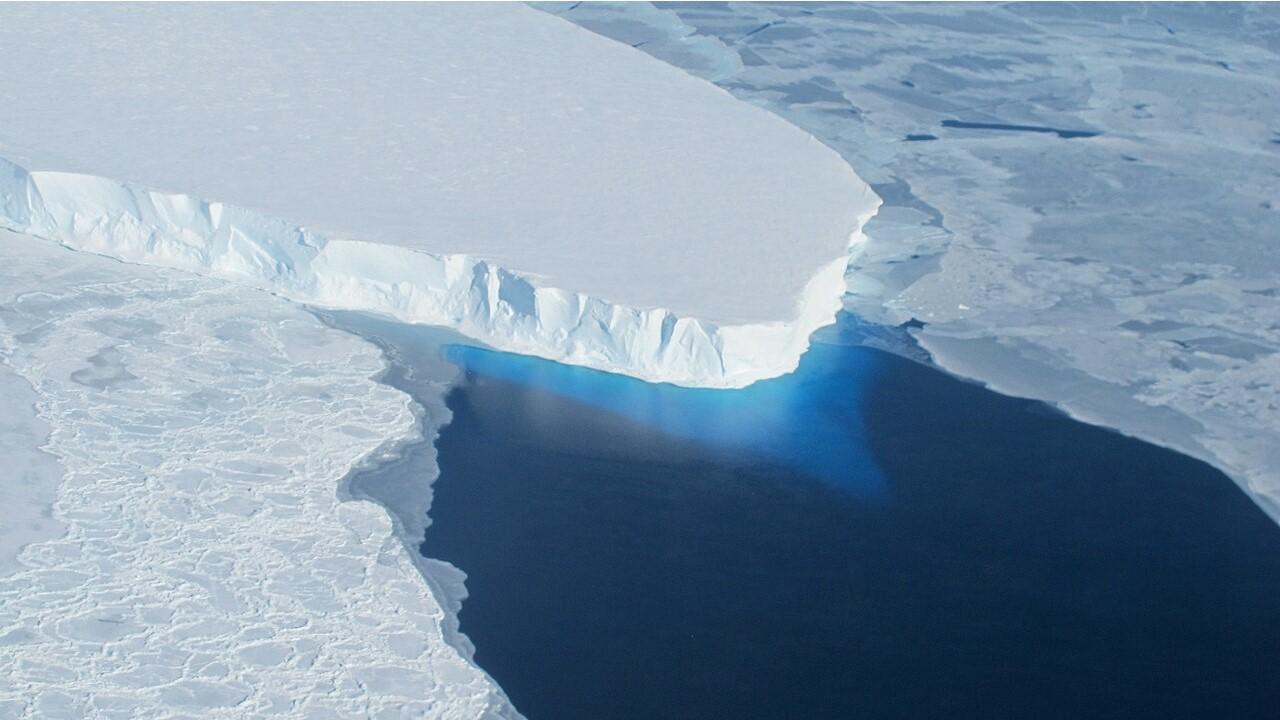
[420,316,1280,720]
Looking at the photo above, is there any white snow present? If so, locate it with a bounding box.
[0,2,878,388]
[0,230,516,718]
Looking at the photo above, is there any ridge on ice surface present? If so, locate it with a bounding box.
[0,3,878,387]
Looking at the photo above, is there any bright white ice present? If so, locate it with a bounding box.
[0,3,878,388]
[0,231,515,718]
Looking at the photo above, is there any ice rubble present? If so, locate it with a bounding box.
[0,231,517,718]
[0,2,878,388]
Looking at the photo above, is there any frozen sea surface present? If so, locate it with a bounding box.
[0,232,515,718]
[0,366,63,576]
[542,2,1280,518]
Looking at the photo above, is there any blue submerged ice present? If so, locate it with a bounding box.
[445,315,890,501]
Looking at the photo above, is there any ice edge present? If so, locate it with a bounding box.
[0,156,879,389]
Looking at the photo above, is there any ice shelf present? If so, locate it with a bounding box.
[0,3,878,388]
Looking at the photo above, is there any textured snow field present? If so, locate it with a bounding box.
[0,2,878,388]
[0,2,1272,716]
[0,232,515,719]
[548,2,1280,521]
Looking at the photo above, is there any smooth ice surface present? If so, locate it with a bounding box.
[0,3,878,387]
[0,366,64,576]
[0,231,515,718]
[549,2,1280,519]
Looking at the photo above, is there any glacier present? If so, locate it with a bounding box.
[0,157,874,389]
[0,1,1272,716]
[0,2,879,388]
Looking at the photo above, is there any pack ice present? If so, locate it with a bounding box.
[0,230,518,718]
[0,3,878,388]
[551,2,1280,523]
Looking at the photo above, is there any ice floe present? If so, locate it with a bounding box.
[0,231,516,718]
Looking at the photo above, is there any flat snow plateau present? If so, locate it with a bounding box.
[0,3,878,388]
[0,231,516,718]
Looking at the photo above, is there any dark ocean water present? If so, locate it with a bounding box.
[417,316,1280,720]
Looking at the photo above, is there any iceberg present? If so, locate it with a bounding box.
[0,3,878,388]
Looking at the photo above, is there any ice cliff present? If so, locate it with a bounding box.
[0,158,876,388]
[0,3,879,389]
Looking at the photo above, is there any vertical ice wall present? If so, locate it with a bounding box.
[0,232,519,718]
[0,3,880,388]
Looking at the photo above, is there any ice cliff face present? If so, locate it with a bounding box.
[0,3,880,389]
[553,2,1280,522]
[0,157,877,389]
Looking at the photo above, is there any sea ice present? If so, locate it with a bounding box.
[0,2,878,388]
[549,2,1280,522]
[0,367,64,576]
[0,231,516,718]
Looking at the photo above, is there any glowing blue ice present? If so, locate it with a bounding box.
[445,315,889,500]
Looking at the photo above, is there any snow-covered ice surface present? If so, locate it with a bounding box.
[544,2,1280,521]
[0,231,516,718]
[0,365,64,577]
[0,2,878,388]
